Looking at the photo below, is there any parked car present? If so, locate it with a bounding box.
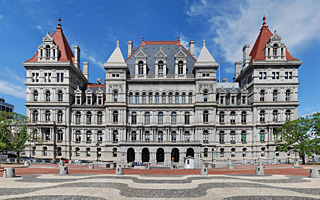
[59,158,69,163]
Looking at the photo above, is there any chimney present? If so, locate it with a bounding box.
[96,78,101,84]
[222,78,228,83]
[128,40,133,58]
[242,44,250,69]
[83,62,89,80]
[74,45,80,70]
[189,40,195,56]
[235,61,242,79]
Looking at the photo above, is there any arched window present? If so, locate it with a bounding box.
[34,90,38,101]
[260,90,265,101]
[131,112,137,125]
[33,110,39,122]
[112,130,118,142]
[203,90,208,102]
[57,130,63,142]
[145,112,150,125]
[241,111,246,123]
[204,148,208,157]
[185,112,190,125]
[188,92,192,103]
[171,111,177,125]
[230,131,236,143]
[97,131,103,143]
[149,92,153,103]
[203,130,209,143]
[155,92,159,103]
[273,90,278,101]
[138,61,144,74]
[113,148,117,157]
[158,61,163,74]
[46,45,50,57]
[230,111,236,124]
[285,89,290,101]
[285,110,291,121]
[182,92,186,103]
[113,111,119,123]
[97,111,103,124]
[261,147,265,157]
[219,111,225,123]
[273,44,278,56]
[45,90,51,102]
[242,148,247,157]
[45,110,50,121]
[168,92,173,103]
[135,92,139,103]
[241,131,246,142]
[129,92,133,103]
[86,148,91,156]
[57,110,63,123]
[184,131,190,142]
[58,90,63,102]
[76,111,81,124]
[171,131,176,141]
[273,110,278,122]
[219,131,224,143]
[142,92,146,104]
[260,130,265,142]
[231,148,236,157]
[178,60,183,74]
[114,90,118,102]
[75,147,80,156]
[203,110,209,123]
[75,131,81,143]
[158,112,163,125]
[131,131,137,141]
[220,148,224,157]
[43,147,48,156]
[175,92,179,103]
[86,111,92,124]
[260,110,265,122]
[162,92,166,103]
[86,131,92,143]
[158,131,163,142]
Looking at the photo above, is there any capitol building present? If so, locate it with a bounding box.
[23,17,301,168]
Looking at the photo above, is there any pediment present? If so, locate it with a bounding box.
[42,32,54,43]
[97,87,104,94]
[85,87,93,94]
[135,49,147,58]
[241,88,248,94]
[175,47,187,58]
[75,85,82,94]
[155,47,167,58]
[219,87,226,94]
[230,87,237,94]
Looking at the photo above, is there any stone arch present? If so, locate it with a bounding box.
[186,147,194,157]
[127,147,135,163]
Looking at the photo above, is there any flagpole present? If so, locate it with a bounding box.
[219,57,221,83]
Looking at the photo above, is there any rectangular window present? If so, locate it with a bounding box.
[276,72,279,79]
[289,72,292,79]
[32,73,35,82]
[285,72,288,79]
[57,73,60,82]
[260,133,265,141]
[263,72,266,79]
[219,134,224,143]
[241,134,246,142]
[272,72,275,79]
[230,134,235,143]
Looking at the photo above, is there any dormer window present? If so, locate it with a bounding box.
[38,32,60,62]
[273,44,278,56]
[178,60,183,74]
[138,61,144,75]
[158,61,163,75]
[87,96,91,105]
[76,96,81,105]
[46,45,51,57]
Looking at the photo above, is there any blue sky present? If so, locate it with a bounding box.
[0,0,319,117]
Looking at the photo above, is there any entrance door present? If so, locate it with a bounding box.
[142,148,150,162]
[171,148,179,162]
[127,148,135,163]
[186,148,194,157]
[156,148,164,163]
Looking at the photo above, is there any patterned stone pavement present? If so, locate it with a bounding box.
[1,174,320,199]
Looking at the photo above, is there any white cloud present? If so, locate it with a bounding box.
[0,80,26,99]
[1,66,25,84]
[186,0,320,63]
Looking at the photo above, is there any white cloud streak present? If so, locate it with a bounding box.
[186,0,320,63]
[0,80,26,99]
[1,66,25,84]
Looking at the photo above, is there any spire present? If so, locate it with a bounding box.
[261,15,268,29]
[106,41,126,64]
[57,16,62,30]
[202,40,205,47]
[196,39,216,63]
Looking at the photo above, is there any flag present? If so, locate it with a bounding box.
[219,57,221,64]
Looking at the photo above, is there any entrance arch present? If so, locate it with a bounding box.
[142,148,150,162]
[127,148,135,163]
[156,148,164,163]
[186,148,194,157]
[171,148,179,162]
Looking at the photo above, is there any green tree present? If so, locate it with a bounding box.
[275,112,320,164]
[0,111,14,152]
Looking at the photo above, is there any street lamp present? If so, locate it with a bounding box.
[211,148,214,162]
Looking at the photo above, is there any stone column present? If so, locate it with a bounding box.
[179,151,186,167]
[150,151,156,165]
[164,151,171,165]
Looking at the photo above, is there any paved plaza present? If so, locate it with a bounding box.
[0,164,320,199]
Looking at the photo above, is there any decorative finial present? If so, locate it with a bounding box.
[117,40,120,47]
[57,16,62,29]
[203,40,206,46]
[262,15,266,27]
[47,31,50,36]
[142,37,144,42]
[178,37,180,42]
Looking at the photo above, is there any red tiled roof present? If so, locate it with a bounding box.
[26,17,75,63]
[125,38,197,62]
[87,83,106,88]
[249,17,297,61]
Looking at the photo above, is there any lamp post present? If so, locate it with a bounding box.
[211,148,214,163]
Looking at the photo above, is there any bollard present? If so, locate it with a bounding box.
[228,164,234,170]
[24,161,30,167]
[258,159,263,166]
[115,167,123,175]
[200,166,208,176]
[59,166,68,175]
[89,163,94,169]
[3,168,15,178]
[309,167,320,178]
[293,161,299,168]
[256,166,264,175]
[59,161,64,167]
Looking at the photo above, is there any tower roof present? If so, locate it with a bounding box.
[106,41,126,64]
[197,40,216,63]
[249,16,297,61]
[26,17,75,63]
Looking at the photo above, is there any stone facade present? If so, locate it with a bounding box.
[23,17,301,168]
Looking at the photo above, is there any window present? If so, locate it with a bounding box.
[135,92,139,103]
[45,90,51,101]
[175,92,179,103]
[32,73,39,82]
[260,90,265,101]
[171,131,176,141]
[230,131,236,143]
[171,112,177,125]
[242,96,246,104]
[46,45,51,57]
[155,92,159,103]
[162,92,166,103]
[203,90,208,102]
[272,72,279,79]
[131,131,136,141]
[142,92,146,104]
[129,92,133,103]
[285,72,292,79]
[241,111,246,123]
[145,112,150,125]
[219,131,224,144]
[86,148,91,157]
[182,93,186,103]
[220,96,224,104]
[260,110,265,122]
[86,111,92,124]
[231,148,235,157]
[261,147,265,157]
[220,148,224,157]
[45,110,51,121]
[57,73,64,82]
[158,131,163,142]
[75,131,81,143]
[259,72,266,79]
[113,148,117,157]
[188,92,192,103]
[158,61,163,74]
[273,44,278,56]
[113,111,119,123]
[260,130,265,142]
[75,148,80,156]
[45,131,50,140]
[114,90,118,102]
[76,96,81,105]
[57,130,63,142]
[32,110,39,122]
[57,110,63,122]
[184,132,190,142]
[242,148,246,157]
[285,90,290,101]
[241,131,246,142]
[178,60,183,74]
[43,147,48,156]
[97,111,103,124]
[273,90,278,101]
[289,72,292,79]
[285,110,291,121]
[87,96,91,105]
[97,131,103,143]
[138,61,144,74]
[204,148,208,157]
[203,110,209,123]
[185,112,190,125]
[158,112,163,125]
[168,92,173,104]
[131,112,137,125]
[145,131,150,141]
[203,130,209,143]
[112,131,118,142]
[219,111,225,123]
[34,90,38,101]
[230,111,236,124]
[44,73,51,82]
[231,96,235,104]
[149,92,153,103]
[76,111,81,124]
[273,110,278,122]
[58,90,63,102]
[86,131,92,143]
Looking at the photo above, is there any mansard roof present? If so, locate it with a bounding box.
[26,17,75,64]
[249,16,297,62]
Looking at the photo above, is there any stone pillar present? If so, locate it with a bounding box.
[150,151,156,165]
[136,152,142,163]
[164,151,171,165]
[179,151,185,167]
[194,152,201,168]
